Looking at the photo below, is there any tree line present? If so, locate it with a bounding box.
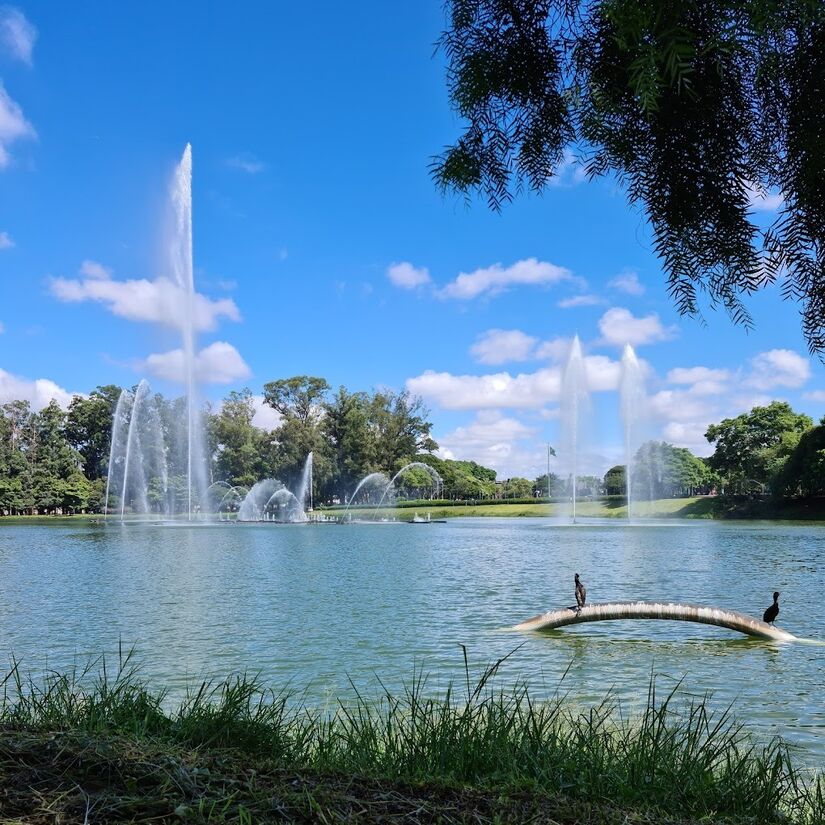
[0,377,822,516]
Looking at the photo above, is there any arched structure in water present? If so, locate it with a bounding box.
[514,601,797,642]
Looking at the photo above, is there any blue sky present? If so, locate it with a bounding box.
[1,2,823,479]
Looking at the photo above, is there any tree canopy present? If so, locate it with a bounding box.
[434,0,825,352]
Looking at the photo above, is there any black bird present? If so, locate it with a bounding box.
[575,573,586,612]
[763,591,780,625]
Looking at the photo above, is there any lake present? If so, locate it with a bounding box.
[1,517,823,761]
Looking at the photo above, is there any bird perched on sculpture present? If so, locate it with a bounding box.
[763,591,780,624]
[575,573,586,613]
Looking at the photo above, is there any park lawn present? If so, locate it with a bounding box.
[343,497,718,520]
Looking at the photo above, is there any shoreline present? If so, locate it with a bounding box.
[2,495,825,523]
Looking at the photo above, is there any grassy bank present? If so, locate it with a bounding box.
[336,496,825,521]
[0,655,822,824]
[339,497,719,520]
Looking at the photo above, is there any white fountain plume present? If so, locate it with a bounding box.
[620,343,646,521]
[295,452,314,514]
[559,335,591,523]
[375,462,443,514]
[105,388,134,516]
[169,144,208,519]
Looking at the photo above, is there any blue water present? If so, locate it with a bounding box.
[1,518,823,760]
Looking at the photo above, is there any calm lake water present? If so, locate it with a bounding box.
[1,518,824,761]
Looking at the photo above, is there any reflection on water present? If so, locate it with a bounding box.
[0,518,824,760]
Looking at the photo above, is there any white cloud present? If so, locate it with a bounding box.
[250,395,282,430]
[387,261,430,289]
[436,411,539,476]
[79,259,112,279]
[407,355,621,411]
[598,307,677,347]
[438,258,572,300]
[608,270,645,296]
[534,337,571,361]
[51,261,241,332]
[666,366,731,396]
[803,390,825,403]
[0,81,35,168]
[226,154,265,174]
[0,7,36,65]
[549,150,587,188]
[470,329,538,365]
[557,294,602,308]
[745,349,810,390]
[746,182,784,213]
[469,330,572,365]
[0,367,77,409]
[0,230,12,248]
[142,342,251,385]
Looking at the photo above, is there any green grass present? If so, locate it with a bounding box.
[0,651,822,823]
[340,497,719,520]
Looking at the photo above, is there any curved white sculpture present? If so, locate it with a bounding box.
[514,601,797,642]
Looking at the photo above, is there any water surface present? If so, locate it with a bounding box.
[1,518,823,760]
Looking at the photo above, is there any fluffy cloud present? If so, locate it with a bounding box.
[746,182,784,212]
[436,411,541,476]
[557,294,602,308]
[469,330,572,365]
[745,349,810,390]
[609,270,645,296]
[386,261,431,289]
[666,366,731,396]
[250,395,282,430]
[438,258,572,300]
[226,154,265,174]
[0,230,12,248]
[51,261,241,332]
[598,307,677,347]
[549,150,587,187]
[470,329,538,365]
[0,7,36,65]
[407,354,621,410]
[142,342,251,385]
[0,82,35,168]
[0,367,77,409]
[803,390,825,403]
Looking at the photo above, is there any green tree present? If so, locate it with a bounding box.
[65,385,121,480]
[435,0,825,352]
[502,477,533,498]
[209,389,269,488]
[772,425,825,498]
[369,390,437,470]
[323,388,377,501]
[263,376,331,497]
[604,465,626,496]
[705,402,813,490]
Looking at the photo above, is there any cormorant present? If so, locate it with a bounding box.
[575,573,586,612]
[763,591,780,624]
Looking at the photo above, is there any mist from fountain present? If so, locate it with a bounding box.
[374,462,443,514]
[619,344,646,521]
[343,472,391,520]
[263,488,305,522]
[559,335,591,523]
[105,388,134,515]
[170,144,208,520]
[295,452,313,513]
[237,479,283,522]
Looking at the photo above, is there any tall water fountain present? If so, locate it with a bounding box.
[619,344,646,521]
[559,336,590,523]
[105,145,209,519]
[235,454,315,523]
